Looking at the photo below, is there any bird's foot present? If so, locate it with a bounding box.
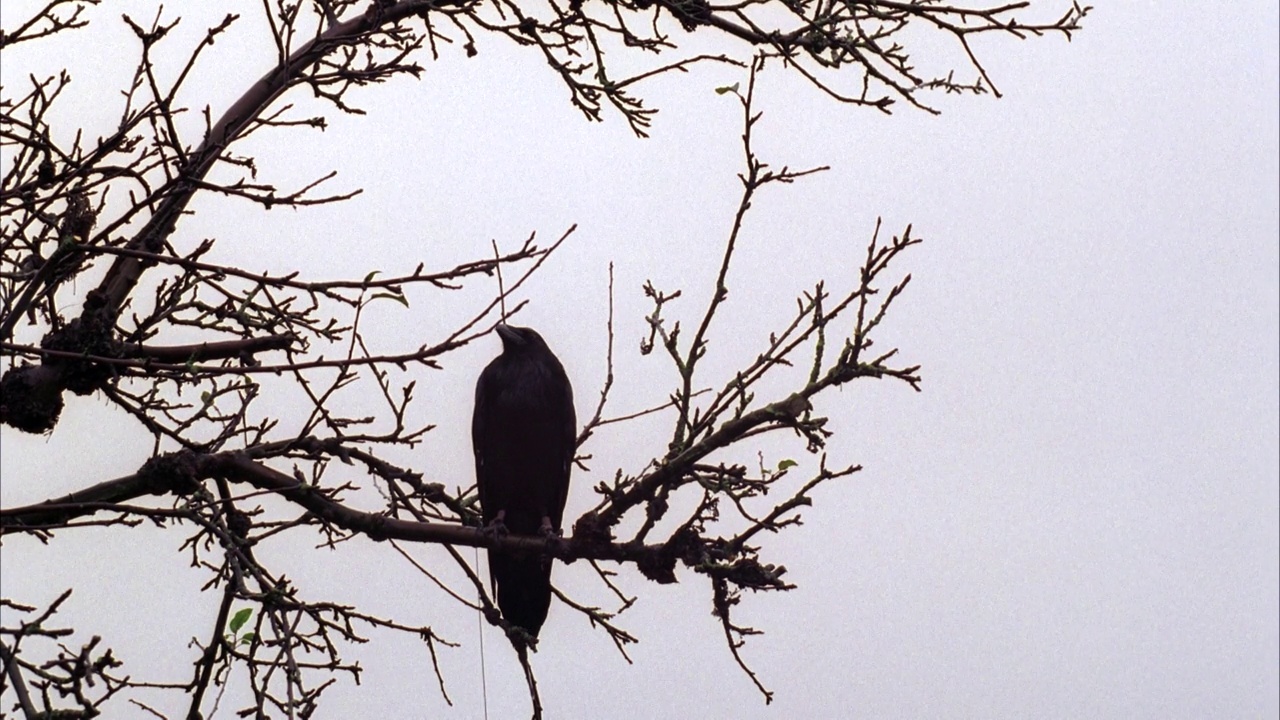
[480,510,508,539]
[538,516,561,539]
[539,517,562,557]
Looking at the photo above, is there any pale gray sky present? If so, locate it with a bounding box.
[2,2,1277,718]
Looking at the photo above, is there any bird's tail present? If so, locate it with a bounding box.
[491,551,553,643]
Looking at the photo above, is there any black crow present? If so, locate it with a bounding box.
[472,324,575,641]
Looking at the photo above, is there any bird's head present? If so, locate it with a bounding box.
[495,324,550,355]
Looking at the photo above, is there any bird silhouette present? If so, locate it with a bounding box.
[472,324,575,643]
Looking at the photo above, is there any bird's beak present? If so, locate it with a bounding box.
[495,324,521,346]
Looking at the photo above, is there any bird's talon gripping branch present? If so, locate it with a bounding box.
[538,516,561,539]
[481,510,509,538]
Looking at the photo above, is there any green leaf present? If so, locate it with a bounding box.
[370,291,409,308]
[777,459,797,471]
[364,270,381,283]
[239,632,256,646]
[714,83,739,95]
[229,607,253,634]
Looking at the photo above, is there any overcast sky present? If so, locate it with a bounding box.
[2,1,1277,718]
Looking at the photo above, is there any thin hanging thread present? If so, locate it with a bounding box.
[476,545,489,720]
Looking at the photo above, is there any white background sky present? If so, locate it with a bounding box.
[2,1,1277,718]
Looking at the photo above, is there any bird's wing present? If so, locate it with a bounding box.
[472,363,502,598]
[550,363,576,530]
[472,364,495,526]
